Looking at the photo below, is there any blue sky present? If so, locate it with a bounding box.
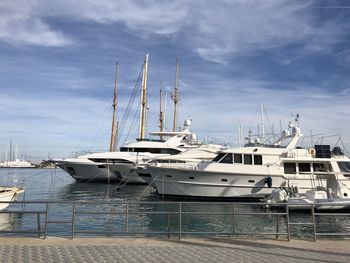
[1,0,350,161]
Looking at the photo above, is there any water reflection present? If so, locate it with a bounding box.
[0,169,349,238]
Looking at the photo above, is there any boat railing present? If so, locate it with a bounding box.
[0,201,349,241]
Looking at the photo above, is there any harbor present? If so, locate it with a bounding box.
[2,1,350,262]
[1,168,350,241]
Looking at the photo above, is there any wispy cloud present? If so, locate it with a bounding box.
[0,1,346,61]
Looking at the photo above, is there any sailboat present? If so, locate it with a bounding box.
[52,55,205,183]
[0,141,36,168]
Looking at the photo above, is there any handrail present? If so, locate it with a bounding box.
[0,200,349,241]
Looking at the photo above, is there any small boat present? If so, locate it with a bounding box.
[266,174,350,211]
[0,187,25,211]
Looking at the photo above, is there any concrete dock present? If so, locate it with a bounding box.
[0,237,349,262]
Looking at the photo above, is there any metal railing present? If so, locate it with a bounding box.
[0,201,349,241]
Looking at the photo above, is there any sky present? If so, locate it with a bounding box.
[1,0,350,161]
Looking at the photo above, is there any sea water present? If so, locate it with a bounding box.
[0,168,349,239]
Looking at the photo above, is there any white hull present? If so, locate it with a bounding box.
[143,166,350,199]
[56,160,118,182]
[56,159,146,183]
[287,198,350,211]
[0,187,24,211]
[147,167,285,198]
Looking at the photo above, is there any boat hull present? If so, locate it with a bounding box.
[0,187,24,211]
[146,166,286,198]
[56,160,146,184]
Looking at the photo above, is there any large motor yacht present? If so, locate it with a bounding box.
[137,143,226,186]
[53,119,202,183]
[142,122,350,199]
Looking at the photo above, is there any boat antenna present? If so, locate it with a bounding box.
[261,100,265,144]
[139,54,149,140]
[159,89,164,140]
[109,63,119,152]
[171,57,180,132]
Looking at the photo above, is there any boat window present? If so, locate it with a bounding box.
[313,163,332,172]
[219,153,233,164]
[169,149,182,155]
[234,154,242,163]
[88,158,134,164]
[299,163,311,173]
[139,173,151,178]
[254,155,262,165]
[244,154,252,165]
[338,162,350,176]
[212,153,226,162]
[120,147,130,152]
[284,163,296,174]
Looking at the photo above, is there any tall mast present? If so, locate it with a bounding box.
[139,54,149,140]
[159,89,164,140]
[171,57,180,132]
[9,140,12,162]
[109,63,119,152]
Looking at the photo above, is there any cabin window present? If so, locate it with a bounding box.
[212,153,226,162]
[338,162,350,176]
[219,153,233,164]
[88,158,134,164]
[221,179,228,182]
[244,154,252,165]
[189,176,194,180]
[234,154,242,163]
[139,173,151,178]
[254,155,263,165]
[299,163,311,173]
[284,163,296,174]
[313,162,333,172]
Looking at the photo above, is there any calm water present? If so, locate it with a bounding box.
[0,168,349,239]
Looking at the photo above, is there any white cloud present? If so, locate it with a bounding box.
[0,0,345,61]
[0,1,71,46]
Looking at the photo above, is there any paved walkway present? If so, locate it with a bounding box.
[0,237,349,263]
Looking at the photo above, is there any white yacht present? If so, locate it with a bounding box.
[137,144,226,186]
[266,174,350,210]
[144,122,350,199]
[0,159,36,168]
[53,119,202,183]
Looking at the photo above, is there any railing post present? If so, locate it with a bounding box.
[286,204,290,241]
[232,205,235,237]
[125,203,128,233]
[71,203,76,239]
[167,213,170,238]
[44,203,49,239]
[311,204,317,242]
[276,214,279,240]
[179,202,182,240]
[37,212,41,238]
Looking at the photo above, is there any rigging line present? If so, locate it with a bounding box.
[49,96,101,155]
[50,100,110,157]
[118,64,144,139]
[10,169,50,183]
[137,173,160,200]
[88,106,113,151]
[122,101,141,146]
